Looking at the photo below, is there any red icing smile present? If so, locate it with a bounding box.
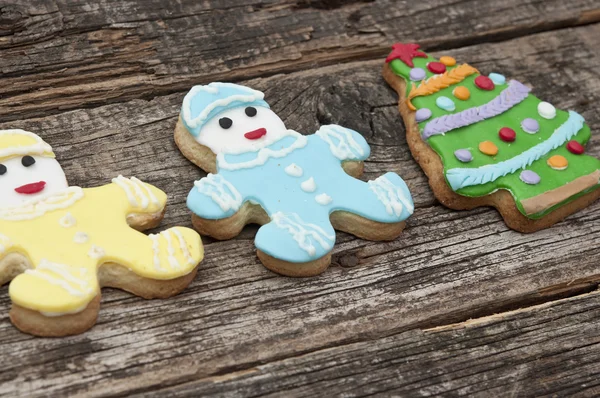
[244,128,267,140]
[15,181,46,195]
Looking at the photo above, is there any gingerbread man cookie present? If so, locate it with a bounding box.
[0,130,203,336]
[383,43,600,232]
[174,82,413,276]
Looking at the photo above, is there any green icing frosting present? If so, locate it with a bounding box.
[389,56,600,219]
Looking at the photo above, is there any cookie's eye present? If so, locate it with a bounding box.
[245,107,257,117]
[0,164,6,176]
[22,156,36,167]
[219,117,233,129]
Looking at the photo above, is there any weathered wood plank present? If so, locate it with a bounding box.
[142,290,600,397]
[0,23,599,397]
[1,0,599,120]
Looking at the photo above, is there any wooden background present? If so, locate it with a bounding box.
[1,0,600,396]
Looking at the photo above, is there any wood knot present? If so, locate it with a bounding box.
[0,6,25,31]
[336,254,359,268]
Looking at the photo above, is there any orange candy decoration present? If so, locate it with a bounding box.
[407,64,479,110]
[440,56,456,66]
[453,86,470,100]
[547,155,568,170]
[479,141,498,156]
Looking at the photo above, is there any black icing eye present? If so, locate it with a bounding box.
[219,117,233,129]
[0,164,6,175]
[22,155,36,167]
[245,107,257,117]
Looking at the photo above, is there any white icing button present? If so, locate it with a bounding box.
[73,232,89,244]
[300,177,317,192]
[58,212,76,228]
[284,163,303,177]
[88,245,105,259]
[315,193,332,205]
[538,102,556,119]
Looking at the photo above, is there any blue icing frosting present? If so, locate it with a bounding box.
[489,73,506,85]
[436,96,455,111]
[445,111,585,190]
[187,126,414,263]
[181,82,270,137]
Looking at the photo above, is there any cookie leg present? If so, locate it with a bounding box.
[332,172,413,241]
[10,296,101,337]
[255,213,336,277]
[8,260,100,337]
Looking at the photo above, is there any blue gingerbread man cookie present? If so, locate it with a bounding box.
[175,82,414,276]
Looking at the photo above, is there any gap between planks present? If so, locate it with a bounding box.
[417,275,600,331]
[2,4,600,121]
[140,287,600,395]
[129,277,600,395]
[425,285,600,332]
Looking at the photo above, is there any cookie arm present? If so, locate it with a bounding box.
[315,125,371,162]
[0,232,13,255]
[0,232,21,285]
[187,173,245,220]
[109,175,167,216]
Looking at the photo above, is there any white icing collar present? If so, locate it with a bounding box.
[0,187,84,221]
[217,130,308,171]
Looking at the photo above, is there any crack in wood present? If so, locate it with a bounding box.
[295,0,376,10]
[424,283,600,332]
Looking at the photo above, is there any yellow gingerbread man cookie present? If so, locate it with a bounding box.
[0,129,204,336]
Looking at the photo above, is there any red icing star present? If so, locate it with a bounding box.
[385,43,428,67]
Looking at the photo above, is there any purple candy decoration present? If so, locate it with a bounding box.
[520,170,541,185]
[521,118,540,134]
[415,108,432,122]
[454,149,472,163]
[422,80,531,139]
[410,67,426,81]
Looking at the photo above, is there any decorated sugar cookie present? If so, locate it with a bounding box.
[383,43,600,232]
[0,130,203,336]
[174,83,413,276]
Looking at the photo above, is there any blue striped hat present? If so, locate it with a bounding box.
[181,82,270,137]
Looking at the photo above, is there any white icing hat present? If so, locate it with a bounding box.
[181,82,270,137]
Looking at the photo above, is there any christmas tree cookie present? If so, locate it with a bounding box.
[383,43,600,232]
[0,130,204,336]
[175,82,414,277]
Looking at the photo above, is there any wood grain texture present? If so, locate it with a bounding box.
[141,290,600,397]
[2,0,600,395]
[1,0,600,120]
[0,20,599,395]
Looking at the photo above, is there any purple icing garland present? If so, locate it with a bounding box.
[422,80,531,139]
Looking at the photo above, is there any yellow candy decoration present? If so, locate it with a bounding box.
[479,141,498,156]
[453,86,470,100]
[547,155,568,170]
[440,56,456,66]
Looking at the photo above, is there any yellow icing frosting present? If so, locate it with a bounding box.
[0,129,54,162]
[2,178,203,315]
